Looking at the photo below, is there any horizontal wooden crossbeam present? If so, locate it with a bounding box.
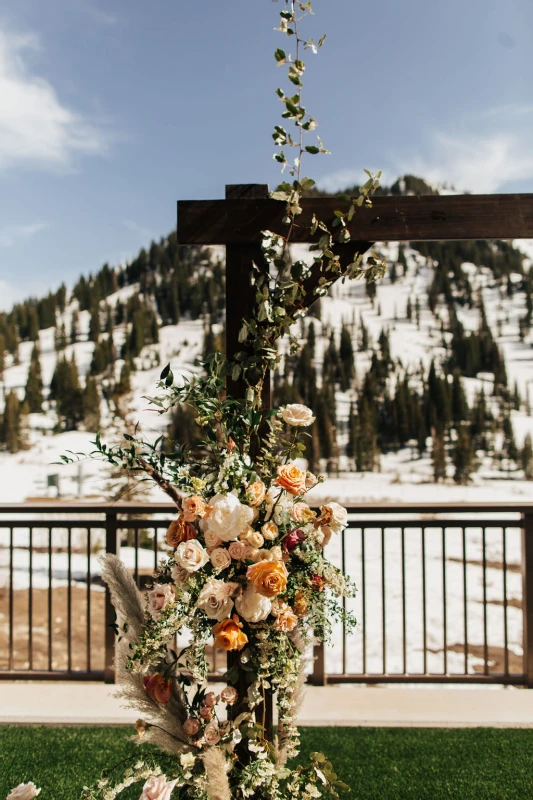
[177,193,533,244]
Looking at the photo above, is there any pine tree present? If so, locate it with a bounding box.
[339,325,355,390]
[521,433,533,480]
[451,371,469,424]
[0,334,5,377]
[55,321,67,352]
[49,355,84,430]
[83,376,101,431]
[115,363,132,396]
[89,306,101,342]
[359,317,369,351]
[1,391,22,453]
[203,321,216,360]
[432,426,446,483]
[398,245,407,276]
[453,427,474,485]
[71,310,80,344]
[25,344,43,413]
[406,297,412,321]
[346,402,358,466]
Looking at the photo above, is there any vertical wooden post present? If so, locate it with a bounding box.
[522,512,533,688]
[225,183,274,738]
[104,511,119,684]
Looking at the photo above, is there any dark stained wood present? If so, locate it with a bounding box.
[178,193,533,244]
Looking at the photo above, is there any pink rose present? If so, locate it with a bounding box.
[183,717,200,736]
[200,706,212,719]
[147,583,175,620]
[204,691,217,708]
[139,775,178,800]
[282,529,306,553]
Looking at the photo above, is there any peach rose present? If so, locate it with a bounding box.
[247,530,264,549]
[166,516,196,549]
[204,529,223,550]
[200,705,212,720]
[290,502,316,523]
[293,590,309,617]
[143,674,172,704]
[183,717,200,736]
[228,540,249,560]
[305,471,318,489]
[261,521,279,540]
[182,495,208,521]
[221,686,238,705]
[139,775,178,800]
[175,539,209,572]
[246,480,266,506]
[212,615,248,651]
[210,547,232,572]
[246,559,288,598]
[204,722,221,746]
[275,463,307,496]
[273,604,298,633]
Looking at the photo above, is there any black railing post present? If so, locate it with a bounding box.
[522,512,533,688]
[104,511,120,684]
[312,640,327,686]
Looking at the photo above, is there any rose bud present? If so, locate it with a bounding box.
[282,528,306,553]
[204,691,218,708]
[134,719,149,739]
[221,686,238,705]
[183,717,200,736]
[310,574,325,592]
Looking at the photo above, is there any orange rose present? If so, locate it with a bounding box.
[166,516,196,549]
[293,590,309,617]
[275,463,307,496]
[182,495,208,521]
[247,559,288,598]
[246,480,266,507]
[212,615,248,651]
[143,673,172,704]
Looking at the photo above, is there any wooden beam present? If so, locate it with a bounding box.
[178,193,533,245]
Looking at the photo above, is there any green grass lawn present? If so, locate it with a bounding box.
[1,725,533,799]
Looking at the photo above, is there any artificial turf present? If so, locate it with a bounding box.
[1,725,532,799]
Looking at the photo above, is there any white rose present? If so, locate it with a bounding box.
[175,539,209,573]
[324,502,348,533]
[247,531,264,548]
[180,752,196,770]
[256,546,283,562]
[280,403,315,427]
[235,584,272,622]
[261,521,279,540]
[197,578,234,621]
[7,785,41,800]
[139,775,179,800]
[210,547,232,572]
[147,583,175,620]
[204,722,221,746]
[204,529,223,550]
[204,493,254,542]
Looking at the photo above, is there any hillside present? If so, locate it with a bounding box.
[1,176,533,504]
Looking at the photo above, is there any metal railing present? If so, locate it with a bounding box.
[1,502,532,687]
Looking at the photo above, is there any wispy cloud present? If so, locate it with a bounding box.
[77,2,118,26]
[320,106,533,195]
[0,23,110,171]
[123,219,156,241]
[396,130,533,194]
[0,221,49,247]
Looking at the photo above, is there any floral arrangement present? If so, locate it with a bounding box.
[7,3,385,799]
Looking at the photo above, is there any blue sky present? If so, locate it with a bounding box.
[0,0,532,308]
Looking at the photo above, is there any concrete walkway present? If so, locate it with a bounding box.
[1,683,533,727]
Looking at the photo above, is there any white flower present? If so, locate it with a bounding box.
[247,530,264,548]
[180,752,196,769]
[7,784,41,800]
[280,403,315,427]
[261,521,279,540]
[175,539,209,572]
[204,492,254,542]
[196,578,234,621]
[147,583,175,621]
[264,488,293,525]
[235,584,272,622]
[210,547,231,572]
[323,502,348,533]
[204,722,221,746]
[139,775,179,800]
